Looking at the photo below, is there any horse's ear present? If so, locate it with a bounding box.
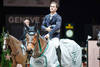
[7,31,9,37]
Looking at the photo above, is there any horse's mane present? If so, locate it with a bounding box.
[9,35,21,44]
[39,35,46,41]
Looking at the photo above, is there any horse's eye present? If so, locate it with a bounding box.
[26,38,28,40]
[32,38,34,41]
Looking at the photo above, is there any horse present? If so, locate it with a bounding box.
[3,33,28,67]
[26,32,60,67]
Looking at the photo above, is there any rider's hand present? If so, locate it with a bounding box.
[44,34,50,39]
[45,26,52,32]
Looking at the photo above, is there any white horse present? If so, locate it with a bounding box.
[26,32,82,67]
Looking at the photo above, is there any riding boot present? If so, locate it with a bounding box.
[56,46,61,67]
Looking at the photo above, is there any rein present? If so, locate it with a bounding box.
[37,34,42,52]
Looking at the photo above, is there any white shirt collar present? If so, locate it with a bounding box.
[50,12,57,17]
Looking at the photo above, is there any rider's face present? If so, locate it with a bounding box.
[24,19,30,26]
[50,3,57,13]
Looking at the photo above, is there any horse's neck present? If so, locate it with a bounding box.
[9,35,21,48]
[9,35,21,44]
[33,36,47,57]
[39,37,46,44]
[39,35,47,43]
[39,36,47,50]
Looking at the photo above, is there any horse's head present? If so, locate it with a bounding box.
[26,32,37,51]
[26,32,40,57]
[3,33,9,50]
[26,31,47,58]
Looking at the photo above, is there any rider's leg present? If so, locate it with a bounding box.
[56,46,61,67]
[50,38,61,66]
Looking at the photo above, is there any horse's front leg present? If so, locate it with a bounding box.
[11,55,17,67]
[11,59,17,67]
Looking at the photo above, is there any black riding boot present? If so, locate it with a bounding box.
[56,46,61,67]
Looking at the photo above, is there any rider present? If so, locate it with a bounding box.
[19,19,31,55]
[41,1,62,65]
